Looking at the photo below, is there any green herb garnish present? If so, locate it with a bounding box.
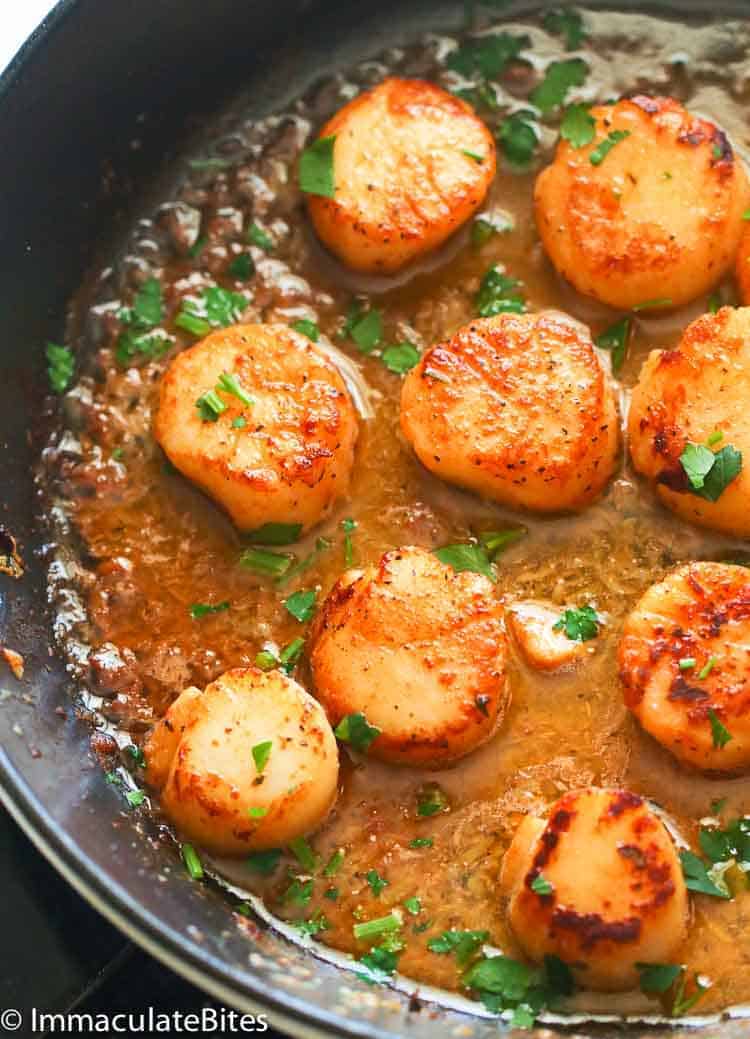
[637,962,683,995]
[543,8,586,49]
[252,740,273,773]
[228,253,255,280]
[404,897,422,916]
[446,32,530,79]
[276,536,332,587]
[434,543,496,583]
[679,849,731,899]
[589,129,630,166]
[283,878,314,906]
[531,58,588,113]
[417,783,450,818]
[409,837,434,849]
[354,914,402,941]
[679,436,742,502]
[247,806,268,819]
[182,843,204,880]
[239,547,293,579]
[216,371,254,407]
[497,111,538,168]
[479,528,526,559]
[366,869,389,897]
[560,103,595,147]
[126,789,145,808]
[595,317,631,373]
[291,319,320,342]
[708,708,732,749]
[247,522,303,546]
[196,389,228,422]
[335,711,382,753]
[246,848,282,875]
[289,836,319,872]
[298,135,336,198]
[177,285,247,334]
[342,517,357,567]
[323,848,345,876]
[553,604,600,642]
[531,874,554,896]
[462,149,485,163]
[190,601,230,619]
[248,223,274,251]
[382,342,421,374]
[428,929,489,966]
[475,265,525,317]
[284,588,317,623]
[46,343,75,393]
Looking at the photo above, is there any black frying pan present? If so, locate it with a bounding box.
[0,2,747,1035]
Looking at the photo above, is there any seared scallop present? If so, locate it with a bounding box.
[154,324,358,534]
[308,545,508,766]
[500,788,688,991]
[400,311,619,513]
[535,95,750,310]
[305,77,496,274]
[143,668,339,855]
[506,601,587,671]
[620,562,750,772]
[629,307,750,536]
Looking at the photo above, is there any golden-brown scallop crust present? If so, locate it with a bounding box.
[308,545,509,766]
[153,323,358,534]
[502,787,688,991]
[619,562,750,772]
[535,96,750,310]
[144,667,339,855]
[628,306,750,536]
[306,77,497,273]
[400,311,619,513]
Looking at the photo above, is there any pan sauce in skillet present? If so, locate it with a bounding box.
[41,6,750,1022]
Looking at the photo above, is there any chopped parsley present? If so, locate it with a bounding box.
[291,318,320,342]
[116,278,170,365]
[417,783,450,818]
[283,878,314,906]
[479,527,526,559]
[381,342,421,374]
[637,962,683,995]
[589,129,631,166]
[284,588,317,623]
[409,837,434,849]
[699,656,718,681]
[434,543,496,583]
[239,547,293,579]
[188,235,207,259]
[195,389,228,422]
[708,291,722,314]
[680,436,742,502]
[531,58,588,112]
[46,343,75,393]
[530,874,554,896]
[358,937,402,978]
[446,31,530,79]
[350,309,383,353]
[476,265,526,316]
[176,285,247,335]
[679,657,696,671]
[342,517,357,567]
[463,952,574,1024]
[276,536,332,588]
[543,8,587,50]
[595,317,631,373]
[126,744,146,768]
[404,896,422,915]
[560,103,596,148]
[632,297,673,311]
[252,740,273,773]
[366,869,389,896]
[296,911,330,937]
[708,708,732,749]
[182,843,204,880]
[189,601,230,619]
[125,789,145,808]
[335,711,382,753]
[428,929,488,966]
[232,416,247,429]
[289,836,319,872]
[671,972,709,1017]
[279,637,305,673]
[247,522,302,546]
[462,149,485,163]
[323,849,345,876]
[553,604,601,642]
[497,110,538,168]
[248,222,274,251]
[679,849,731,899]
[298,135,336,198]
[246,848,282,875]
[216,371,254,407]
[354,914,402,941]
[228,252,255,280]
[247,806,268,819]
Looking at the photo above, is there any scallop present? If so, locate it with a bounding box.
[628,307,750,537]
[535,95,750,310]
[400,311,619,513]
[308,545,509,766]
[500,788,689,991]
[305,77,496,274]
[143,668,339,855]
[619,562,750,772]
[153,323,358,534]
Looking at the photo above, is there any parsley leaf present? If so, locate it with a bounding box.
[126,789,146,808]
[560,103,596,147]
[289,836,319,872]
[531,873,554,895]
[553,604,600,641]
[434,543,496,583]
[680,442,717,490]
[447,32,530,79]
[298,135,336,198]
[351,309,383,353]
[182,843,204,880]
[476,265,526,317]
[404,896,422,915]
[479,527,527,559]
[428,930,489,966]
[417,783,450,818]
[284,588,317,623]
[497,111,539,167]
[679,849,731,899]
[252,740,273,773]
[381,342,421,374]
[334,711,382,753]
[291,318,320,342]
[247,522,302,546]
[531,58,588,112]
[595,317,631,373]
[196,389,228,422]
[680,440,742,501]
[295,911,330,937]
[543,8,586,49]
[190,601,230,619]
[589,129,631,166]
[708,708,732,750]
[283,877,314,906]
[131,277,164,327]
[358,942,400,978]
[246,848,282,875]
[247,223,274,251]
[323,848,345,876]
[46,343,75,393]
[409,837,434,849]
[228,253,255,280]
[366,869,389,896]
[637,962,682,995]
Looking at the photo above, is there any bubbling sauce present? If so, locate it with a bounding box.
[41,6,750,1021]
